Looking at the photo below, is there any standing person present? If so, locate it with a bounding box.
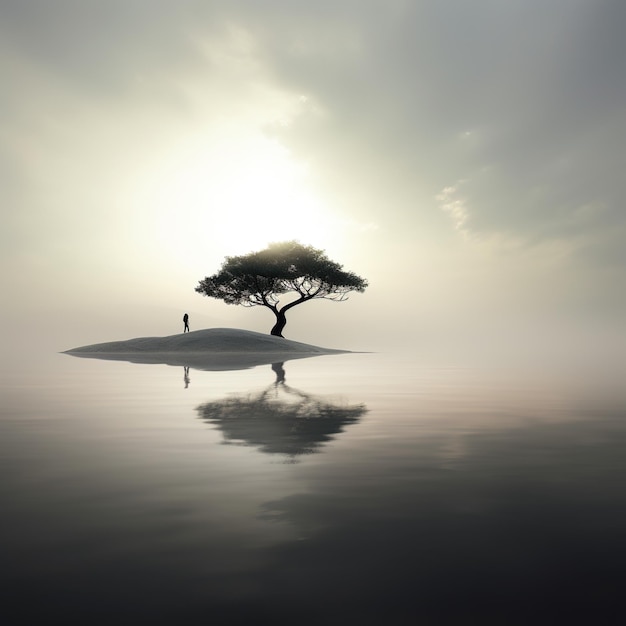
[183,313,190,333]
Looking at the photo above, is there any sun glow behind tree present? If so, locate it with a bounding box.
[132,132,346,267]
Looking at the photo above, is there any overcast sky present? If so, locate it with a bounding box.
[2,0,625,362]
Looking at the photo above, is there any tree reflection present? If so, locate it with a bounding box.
[196,363,366,460]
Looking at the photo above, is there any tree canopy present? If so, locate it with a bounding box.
[195,241,368,337]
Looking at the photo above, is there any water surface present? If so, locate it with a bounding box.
[1,350,625,624]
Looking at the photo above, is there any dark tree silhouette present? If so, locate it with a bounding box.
[195,241,368,337]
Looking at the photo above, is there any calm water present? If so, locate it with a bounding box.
[1,350,625,624]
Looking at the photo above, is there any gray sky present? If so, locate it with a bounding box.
[2,0,625,362]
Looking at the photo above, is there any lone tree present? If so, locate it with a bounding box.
[195,241,368,337]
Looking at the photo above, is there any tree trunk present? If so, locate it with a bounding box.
[270,310,287,337]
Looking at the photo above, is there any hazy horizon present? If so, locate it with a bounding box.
[2,1,625,366]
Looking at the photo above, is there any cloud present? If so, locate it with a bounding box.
[6,1,624,261]
[233,1,626,265]
[436,182,469,234]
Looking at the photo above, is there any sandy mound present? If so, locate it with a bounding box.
[63,328,348,371]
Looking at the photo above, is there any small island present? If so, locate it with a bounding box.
[63,327,349,371]
[64,242,367,372]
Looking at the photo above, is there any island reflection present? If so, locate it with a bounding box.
[196,363,366,460]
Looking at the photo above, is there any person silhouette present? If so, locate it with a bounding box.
[183,313,190,333]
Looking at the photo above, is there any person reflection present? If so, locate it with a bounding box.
[184,366,190,389]
[196,363,366,460]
